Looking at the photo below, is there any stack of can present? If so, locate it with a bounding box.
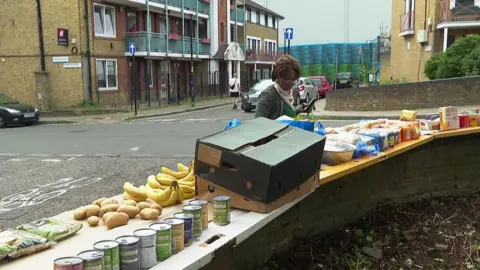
[133,229,157,269]
[163,218,185,254]
[213,196,231,226]
[93,240,120,270]
[54,257,84,270]
[189,200,209,230]
[182,205,202,239]
[77,250,105,270]
[172,212,194,246]
[115,235,140,270]
[149,222,172,261]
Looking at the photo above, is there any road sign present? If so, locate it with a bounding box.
[285,28,294,40]
[129,42,136,55]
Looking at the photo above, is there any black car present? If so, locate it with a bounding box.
[0,94,40,128]
[335,72,357,89]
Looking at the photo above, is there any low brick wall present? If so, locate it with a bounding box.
[326,76,480,111]
[201,132,480,269]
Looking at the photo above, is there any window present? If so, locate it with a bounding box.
[272,17,276,28]
[264,14,268,25]
[251,10,257,23]
[127,12,136,32]
[96,59,118,90]
[247,10,251,21]
[256,11,260,23]
[148,60,153,87]
[94,4,116,37]
[159,16,166,34]
[220,22,225,43]
[160,61,169,87]
[256,40,260,53]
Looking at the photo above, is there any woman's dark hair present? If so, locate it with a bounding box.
[273,55,301,81]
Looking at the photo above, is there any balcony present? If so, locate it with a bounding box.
[245,49,279,63]
[125,32,210,56]
[399,11,414,36]
[150,0,210,14]
[439,0,480,28]
[230,9,245,24]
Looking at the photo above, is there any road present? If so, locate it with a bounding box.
[0,105,357,229]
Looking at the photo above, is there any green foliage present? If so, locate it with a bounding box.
[424,34,480,79]
[381,76,409,85]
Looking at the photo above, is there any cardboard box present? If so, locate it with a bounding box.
[196,172,319,213]
[439,106,459,131]
[194,117,325,203]
[400,110,417,121]
[420,119,440,131]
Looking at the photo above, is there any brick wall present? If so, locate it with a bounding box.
[201,133,480,269]
[326,76,480,111]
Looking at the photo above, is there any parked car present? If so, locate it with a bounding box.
[308,76,332,99]
[0,94,40,128]
[335,72,357,89]
[292,77,318,105]
[241,79,275,112]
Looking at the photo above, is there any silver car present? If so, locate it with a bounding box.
[241,79,275,112]
[293,77,318,105]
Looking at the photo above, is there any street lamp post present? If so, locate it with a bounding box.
[189,13,195,107]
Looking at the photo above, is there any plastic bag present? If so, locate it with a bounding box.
[225,119,242,130]
[314,122,326,136]
[16,218,82,242]
[277,114,315,132]
[352,141,379,158]
[0,229,54,259]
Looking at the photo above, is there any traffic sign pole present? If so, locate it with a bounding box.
[285,28,293,55]
[129,43,137,116]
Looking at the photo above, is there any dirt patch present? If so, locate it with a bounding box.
[266,192,480,270]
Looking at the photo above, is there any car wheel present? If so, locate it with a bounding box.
[0,117,4,128]
[244,108,252,113]
[306,93,310,103]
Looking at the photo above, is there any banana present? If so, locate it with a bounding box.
[178,184,195,193]
[147,175,163,189]
[183,192,195,200]
[176,184,184,203]
[156,176,177,186]
[178,170,195,182]
[177,162,190,172]
[123,192,146,202]
[146,185,173,205]
[160,187,178,207]
[161,166,189,179]
[178,178,195,187]
[123,182,147,199]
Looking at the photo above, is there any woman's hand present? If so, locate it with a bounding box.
[296,103,313,114]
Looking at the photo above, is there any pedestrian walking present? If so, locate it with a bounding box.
[229,73,240,110]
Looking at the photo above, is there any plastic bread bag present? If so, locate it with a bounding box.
[0,229,55,259]
[16,218,82,242]
[353,141,379,158]
[0,243,15,260]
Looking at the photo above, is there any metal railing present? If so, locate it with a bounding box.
[150,0,210,14]
[400,11,414,34]
[439,0,480,23]
[125,32,211,55]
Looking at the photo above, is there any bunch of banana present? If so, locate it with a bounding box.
[123,182,148,202]
[157,161,196,200]
[146,181,182,207]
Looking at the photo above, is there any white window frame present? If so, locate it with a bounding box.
[247,35,261,51]
[264,39,276,54]
[94,4,116,38]
[148,60,154,88]
[96,59,118,91]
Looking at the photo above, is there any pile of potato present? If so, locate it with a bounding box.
[73,197,162,230]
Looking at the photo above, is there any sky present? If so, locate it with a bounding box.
[253,0,392,46]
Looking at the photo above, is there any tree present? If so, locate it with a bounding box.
[461,45,480,76]
[424,34,480,79]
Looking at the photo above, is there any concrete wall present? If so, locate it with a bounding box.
[326,76,480,111]
[202,132,480,269]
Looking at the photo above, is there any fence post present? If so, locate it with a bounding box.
[200,72,203,99]
[167,72,171,105]
[220,71,223,98]
[176,73,180,105]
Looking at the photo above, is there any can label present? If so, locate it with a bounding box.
[54,257,84,270]
[182,206,202,239]
[163,218,184,254]
[213,196,231,226]
[189,200,209,230]
[138,247,157,269]
[173,213,193,246]
[94,241,120,270]
[150,223,172,261]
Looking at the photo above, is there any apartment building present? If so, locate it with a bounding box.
[239,0,283,83]
[0,0,245,109]
[384,0,480,82]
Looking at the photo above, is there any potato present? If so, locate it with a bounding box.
[87,216,100,227]
[84,205,100,217]
[73,207,87,220]
[136,202,151,210]
[105,212,129,230]
[100,198,118,207]
[99,204,120,217]
[149,204,163,214]
[92,197,108,206]
[117,205,140,219]
[139,208,160,220]
[102,212,115,223]
[122,200,137,206]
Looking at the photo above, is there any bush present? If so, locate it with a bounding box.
[424,52,444,80]
[461,45,480,76]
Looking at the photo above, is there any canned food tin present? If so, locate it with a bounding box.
[54,257,84,270]
[133,229,157,269]
[149,222,172,261]
[163,218,185,254]
[182,205,202,239]
[138,247,157,269]
[173,212,194,246]
[77,250,104,270]
[189,200,209,230]
[213,196,231,226]
[115,235,140,270]
[133,229,157,248]
[93,240,120,270]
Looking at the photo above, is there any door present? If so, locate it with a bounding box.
[219,61,228,95]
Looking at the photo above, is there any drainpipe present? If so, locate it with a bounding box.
[196,0,199,56]
[83,0,93,100]
[166,0,169,55]
[35,0,46,72]
[235,0,238,43]
[147,0,151,56]
[182,0,185,55]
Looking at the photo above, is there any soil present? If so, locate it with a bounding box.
[265,192,480,270]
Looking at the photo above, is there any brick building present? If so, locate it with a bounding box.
[382,0,480,82]
[0,0,246,109]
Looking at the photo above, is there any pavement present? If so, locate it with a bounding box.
[0,105,357,229]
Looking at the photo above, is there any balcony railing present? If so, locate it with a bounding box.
[230,9,245,23]
[439,0,480,23]
[150,0,210,14]
[125,32,210,55]
[400,11,414,35]
[245,49,280,62]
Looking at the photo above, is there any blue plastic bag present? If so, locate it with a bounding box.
[225,119,242,130]
[314,122,326,136]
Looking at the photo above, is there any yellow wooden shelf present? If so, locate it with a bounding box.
[433,126,480,139]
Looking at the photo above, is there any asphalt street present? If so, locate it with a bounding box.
[0,105,357,229]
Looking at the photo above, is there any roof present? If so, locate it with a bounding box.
[213,44,229,60]
[240,0,284,20]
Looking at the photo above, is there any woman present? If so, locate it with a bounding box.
[255,55,311,119]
